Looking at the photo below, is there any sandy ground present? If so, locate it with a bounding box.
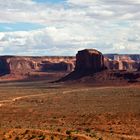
[0,81,140,139]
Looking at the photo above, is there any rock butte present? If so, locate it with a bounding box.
[75,49,105,73]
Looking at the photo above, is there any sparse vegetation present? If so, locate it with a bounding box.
[50,135,54,140]
[57,128,61,132]
[66,130,71,135]
[38,134,46,140]
[84,128,91,133]
[0,81,139,140]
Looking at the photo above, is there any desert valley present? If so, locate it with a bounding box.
[0,49,139,140]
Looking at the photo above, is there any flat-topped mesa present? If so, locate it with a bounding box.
[75,49,105,73]
[0,56,76,76]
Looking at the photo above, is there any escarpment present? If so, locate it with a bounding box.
[0,56,75,76]
[0,51,140,82]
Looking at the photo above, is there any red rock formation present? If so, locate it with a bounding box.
[0,52,139,81]
[57,49,106,82]
[0,57,10,76]
[0,56,75,76]
[104,54,140,71]
[104,57,139,71]
[75,49,105,73]
[138,63,140,71]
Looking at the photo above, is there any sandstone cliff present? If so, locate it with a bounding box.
[0,52,140,80]
[104,58,139,71]
[104,54,140,71]
[75,49,105,73]
[58,49,106,81]
[138,63,140,71]
[0,56,75,76]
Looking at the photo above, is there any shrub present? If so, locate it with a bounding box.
[57,128,61,132]
[38,135,46,140]
[51,135,54,140]
[98,137,103,140]
[66,130,71,135]
[84,128,91,133]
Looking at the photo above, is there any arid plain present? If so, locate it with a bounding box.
[0,80,140,140]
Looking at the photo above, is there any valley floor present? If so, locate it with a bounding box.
[0,81,139,140]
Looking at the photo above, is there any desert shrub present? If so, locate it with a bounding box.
[98,137,103,140]
[38,134,46,140]
[57,128,61,132]
[51,135,54,140]
[89,132,96,138]
[53,116,57,119]
[15,136,19,140]
[24,130,29,135]
[30,135,36,139]
[72,130,79,134]
[66,136,72,140]
[72,137,78,140]
[66,130,71,135]
[84,128,91,133]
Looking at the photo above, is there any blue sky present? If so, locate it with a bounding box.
[0,0,140,56]
[0,22,45,32]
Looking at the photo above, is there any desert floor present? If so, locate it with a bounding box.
[0,80,140,140]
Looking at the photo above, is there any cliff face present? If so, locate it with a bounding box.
[104,59,139,71]
[104,54,140,71]
[0,58,10,76]
[104,54,140,62]
[0,53,140,78]
[75,49,105,73]
[0,56,75,76]
[138,64,140,71]
[58,49,106,82]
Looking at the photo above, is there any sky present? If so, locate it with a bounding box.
[0,0,140,56]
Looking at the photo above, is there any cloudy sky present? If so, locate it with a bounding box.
[0,0,140,56]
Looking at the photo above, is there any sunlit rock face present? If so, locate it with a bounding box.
[0,56,76,76]
[104,59,138,71]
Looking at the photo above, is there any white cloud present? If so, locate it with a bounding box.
[0,0,139,55]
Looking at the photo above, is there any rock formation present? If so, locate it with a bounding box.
[57,49,140,83]
[104,56,139,71]
[0,56,75,76]
[75,49,105,73]
[104,54,140,62]
[0,51,140,81]
[57,49,106,81]
[138,63,140,71]
[0,57,10,76]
